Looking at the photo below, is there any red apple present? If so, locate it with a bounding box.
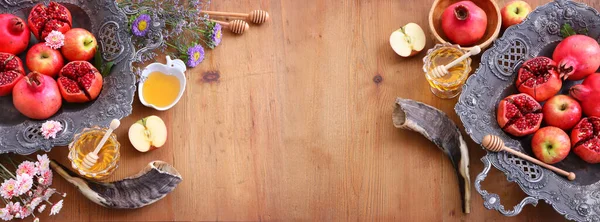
[61,28,97,61]
[542,95,582,130]
[25,43,64,77]
[501,0,532,29]
[532,126,571,164]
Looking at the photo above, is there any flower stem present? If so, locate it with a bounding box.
[0,163,15,178]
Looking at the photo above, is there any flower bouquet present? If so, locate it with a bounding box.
[118,0,222,72]
[0,154,65,221]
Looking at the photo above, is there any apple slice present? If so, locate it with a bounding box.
[128,115,167,152]
[389,23,426,57]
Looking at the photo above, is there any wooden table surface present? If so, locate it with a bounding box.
[36,0,600,221]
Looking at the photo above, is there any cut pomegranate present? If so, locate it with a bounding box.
[516,57,562,102]
[497,93,543,137]
[27,1,72,41]
[571,117,600,163]
[0,52,25,96]
[57,61,103,103]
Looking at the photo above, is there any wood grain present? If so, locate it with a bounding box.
[32,0,600,221]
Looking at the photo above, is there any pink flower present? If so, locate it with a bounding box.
[44,30,64,50]
[39,170,53,187]
[6,202,20,214]
[0,207,12,221]
[36,154,50,172]
[43,188,55,201]
[49,199,62,216]
[37,204,46,213]
[40,120,63,139]
[0,179,17,199]
[16,161,37,177]
[16,174,33,196]
[29,197,42,209]
[17,206,30,218]
[33,186,44,196]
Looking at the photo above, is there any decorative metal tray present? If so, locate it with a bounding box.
[0,0,137,155]
[456,0,600,221]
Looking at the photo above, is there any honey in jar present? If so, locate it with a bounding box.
[142,71,181,108]
[423,44,472,99]
[68,126,120,180]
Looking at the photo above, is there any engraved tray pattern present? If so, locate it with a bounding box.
[0,0,137,155]
[455,0,600,221]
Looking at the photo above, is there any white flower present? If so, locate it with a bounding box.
[40,121,62,139]
[49,199,63,216]
[36,154,50,172]
[37,204,46,213]
[0,207,12,221]
[44,30,64,50]
[34,217,39,222]
[15,174,33,196]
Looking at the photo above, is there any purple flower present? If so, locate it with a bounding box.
[209,23,222,48]
[186,44,204,67]
[132,14,151,37]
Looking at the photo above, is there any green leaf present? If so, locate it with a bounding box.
[561,23,577,38]
[101,62,114,77]
[94,45,102,69]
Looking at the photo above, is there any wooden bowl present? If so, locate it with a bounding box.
[428,0,501,50]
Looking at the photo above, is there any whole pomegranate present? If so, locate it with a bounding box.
[553,35,600,80]
[0,14,29,55]
[497,93,543,137]
[570,73,600,117]
[516,57,562,102]
[12,72,62,120]
[27,1,72,41]
[571,117,600,164]
[0,52,25,96]
[441,1,487,46]
[57,61,103,103]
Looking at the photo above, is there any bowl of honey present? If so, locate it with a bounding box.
[68,126,120,180]
[138,56,187,111]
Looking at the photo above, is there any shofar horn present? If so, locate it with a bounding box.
[50,160,182,209]
[392,98,471,214]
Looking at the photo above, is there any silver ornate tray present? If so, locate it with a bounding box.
[456,0,600,221]
[0,0,137,155]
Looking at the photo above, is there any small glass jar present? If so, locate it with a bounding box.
[423,43,472,99]
[68,126,120,180]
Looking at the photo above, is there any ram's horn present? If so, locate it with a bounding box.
[392,98,471,214]
[50,160,182,209]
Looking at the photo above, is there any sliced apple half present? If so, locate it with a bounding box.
[128,115,167,152]
[389,23,426,57]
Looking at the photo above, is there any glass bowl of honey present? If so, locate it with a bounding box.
[423,43,472,99]
[68,126,120,180]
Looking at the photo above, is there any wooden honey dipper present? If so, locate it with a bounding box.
[81,119,120,169]
[210,19,249,34]
[430,46,481,79]
[482,135,576,181]
[202,10,269,24]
